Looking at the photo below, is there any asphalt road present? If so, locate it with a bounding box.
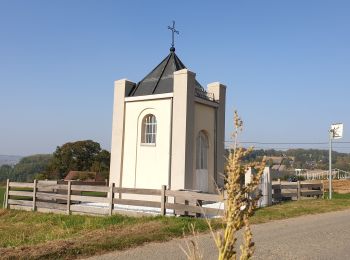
[87,209,350,260]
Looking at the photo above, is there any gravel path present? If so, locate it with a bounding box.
[86,209,350,260]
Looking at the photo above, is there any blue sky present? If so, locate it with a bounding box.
[0,0,349,155]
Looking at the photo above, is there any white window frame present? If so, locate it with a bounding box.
[141,114,157,145]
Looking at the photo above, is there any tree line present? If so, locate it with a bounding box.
[230,148,350,171]
[0,140,110,183]
[2,144,350,183]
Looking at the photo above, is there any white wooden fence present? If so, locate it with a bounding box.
[296,168,350,180]
[3,180,224,217]
[272,180,323,200]
[3,177,324,217]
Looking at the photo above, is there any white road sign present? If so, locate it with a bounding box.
[331,123,343,139]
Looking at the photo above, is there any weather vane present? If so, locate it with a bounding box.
[168,21,179,51]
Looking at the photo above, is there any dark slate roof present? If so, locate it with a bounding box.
[128,49,203,97]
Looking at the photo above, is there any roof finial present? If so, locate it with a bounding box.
[168,20,179,52]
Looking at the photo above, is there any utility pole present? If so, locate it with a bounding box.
[329,129,333,199]
[329,123,344,200]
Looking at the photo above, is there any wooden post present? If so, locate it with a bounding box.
[196,200,203,218]
[4,179,9,209]
[109,183,115,216]
[66,181,71,215]
[184,200,189,216]
[274,179,282,201]
[277,178,281,193]
[160,185,166,216]
[321,180,325,199]
[297,181,301,200]
[32,179,37,211]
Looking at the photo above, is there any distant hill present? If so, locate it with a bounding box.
[241,148,350,171]
[0,154,52,182]
[0,155,22,166]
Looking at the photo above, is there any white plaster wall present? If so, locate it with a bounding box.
[208,83,226,188]
[193,102,216,193]
[109,80,135,186]
[171,69,195,191]
[121,98,172,189]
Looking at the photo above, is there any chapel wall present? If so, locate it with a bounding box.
[121,98,172,189]
[193,102,216,193]
[109,79,135,187]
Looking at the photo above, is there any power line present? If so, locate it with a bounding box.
[223,140,350,151]
[246,147,350,150]
[241,142,327,145]
[224,141,350,144]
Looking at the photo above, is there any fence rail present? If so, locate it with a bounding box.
[4,180,224,217]
[272,180,323,200]
[4,179,324,217]
[296,168,350,180]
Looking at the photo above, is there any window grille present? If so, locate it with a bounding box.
[142,114,157,144]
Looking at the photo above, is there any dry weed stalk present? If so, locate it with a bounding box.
[180,224,203,260]
[182,111,264,260]
[213,111,265,260]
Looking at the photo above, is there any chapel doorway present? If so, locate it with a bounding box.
[195,131,209,192]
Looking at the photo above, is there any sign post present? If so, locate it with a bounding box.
[329,123,343,199]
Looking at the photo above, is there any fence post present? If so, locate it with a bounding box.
[160,185,166,216]
[297,181,301,200]
[278,178,281,193]
[4,179,9,209]
[274,179,282,201]
[109,183,115,216]
[321,180,325,199]
[66,181,71,215]
[32,179,37,211]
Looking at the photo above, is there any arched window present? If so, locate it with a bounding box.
[141,114,157,144]
[196,131,208,169]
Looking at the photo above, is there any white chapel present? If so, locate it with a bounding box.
[109,38,226,194]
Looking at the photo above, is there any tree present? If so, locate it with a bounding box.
[0,164,13,182]
[0,155,52,182]
[90,149,111,179]
[47,140,110,179]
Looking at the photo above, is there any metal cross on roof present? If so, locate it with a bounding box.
[168,21,179,49]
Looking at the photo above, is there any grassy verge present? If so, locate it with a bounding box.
[252,193,350,224]
[0,194,350,259]
[0,210,216,259]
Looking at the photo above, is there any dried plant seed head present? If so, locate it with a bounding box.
[215,110,265,260]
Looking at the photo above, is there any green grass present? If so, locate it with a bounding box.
[324,192,350,199]
[252,193,350,224]
[0,211,213,248]
[0,210,215,259]
[1,193,350,259]
[81,191,107,197]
